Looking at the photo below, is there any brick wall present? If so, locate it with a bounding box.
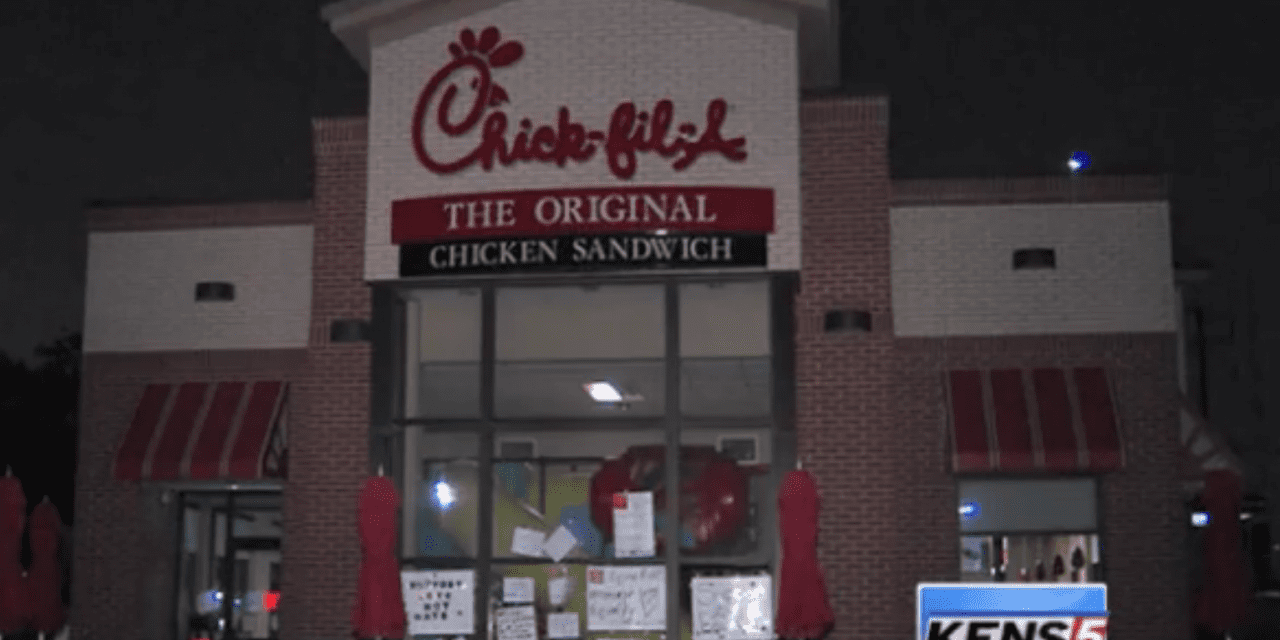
[798,94,1187,640]
[364,0,803,278]
[795,93,900,640]
[72,349,307,640]
[891,200,1175,337]
[895,334,1189,640]
[278,116,372,640]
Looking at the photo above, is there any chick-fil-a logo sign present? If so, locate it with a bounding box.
[411,26,748,180]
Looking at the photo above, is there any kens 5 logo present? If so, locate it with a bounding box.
[927,616,1108,640]
[411,26,748,180]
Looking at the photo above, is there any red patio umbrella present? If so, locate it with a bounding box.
[1193,469,1251,634]
[776,467,834,639]
[0,468,28,634]
[352,473,406,639]
[27,498,66,636]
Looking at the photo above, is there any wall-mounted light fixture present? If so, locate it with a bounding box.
[1013,248,1056,270]
[823,309,871,333]
[329,319,371,343]
[195,281,235,302]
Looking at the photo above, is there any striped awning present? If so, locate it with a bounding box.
[946,368,1124,473]
[113,381,288,482]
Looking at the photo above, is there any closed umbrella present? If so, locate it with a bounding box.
[27,498,66,637]
[775,467,834,640]
[0,467,28,635]
[352,472,406,639]
[1193,469,1251,634]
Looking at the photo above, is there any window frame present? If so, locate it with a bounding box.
[385,272,797,640]
[953,474,1108,583]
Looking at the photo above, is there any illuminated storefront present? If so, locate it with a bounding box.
[69,1,1193,640]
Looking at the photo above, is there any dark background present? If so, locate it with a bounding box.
[1,0,1276,529]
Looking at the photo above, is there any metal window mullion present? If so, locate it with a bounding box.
[402,299,423,558]
[663,280,681,640]
[476,284,497,640]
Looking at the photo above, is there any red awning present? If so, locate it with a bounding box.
[946,368,1124,473]
[113,381,288,482]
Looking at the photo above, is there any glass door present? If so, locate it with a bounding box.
[178,491,283,640]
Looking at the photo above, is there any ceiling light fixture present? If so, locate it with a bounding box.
[584,381,624,403]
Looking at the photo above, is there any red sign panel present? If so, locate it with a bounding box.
[391,186,774,244]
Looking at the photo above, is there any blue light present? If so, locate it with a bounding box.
[1192,511,1210,527]
[1068,150,1092,174]
[959,502,980,520]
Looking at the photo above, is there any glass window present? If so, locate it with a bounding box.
[415,431,480,558]
[495,285,666,418]
[961,534,1103,583]
[176,492,282,640]
[414,288,482,418]
[957,478,1097,533]
[957,479,1101,583]
[492,430,665,560]
[679,281,771,417]
[678,429,769,558]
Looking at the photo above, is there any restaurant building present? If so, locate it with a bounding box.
[71,1,1195,639]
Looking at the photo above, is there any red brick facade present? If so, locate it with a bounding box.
[797,95,1188,640]
[70,97,1188,640]
[278,117,373,640]
[72,350,307,640]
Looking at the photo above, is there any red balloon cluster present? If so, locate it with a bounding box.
[589,445,748,553]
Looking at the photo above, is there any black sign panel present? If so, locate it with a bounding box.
[400,233,766,276]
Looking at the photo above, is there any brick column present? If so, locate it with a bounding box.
[280,117,372,640]
[796,95,899,640]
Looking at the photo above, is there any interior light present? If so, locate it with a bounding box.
[1191,512,1210,527]
[1241,512,1253,521]
[585,381,624,403]
[959,502,980,519]
[434,481,456,509]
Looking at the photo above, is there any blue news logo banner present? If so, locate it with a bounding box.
[917,583,1108,640]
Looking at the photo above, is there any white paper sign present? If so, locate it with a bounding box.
[543,525,579,562]
[547,611,581,639]
[401,569,475,635]
[494,605,538,640]
[586,565,665,631]
[548,576,574,607]
[611,491,656,558]
[503,576,535,603]
[690,575,773,640]
[511,526,546,557]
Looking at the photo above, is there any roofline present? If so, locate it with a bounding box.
[891,174,1170,207]
[322,0,831,75]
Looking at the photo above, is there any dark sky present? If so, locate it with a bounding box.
[1,1,1277,461]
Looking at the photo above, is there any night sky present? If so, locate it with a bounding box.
[2,0,1278,513]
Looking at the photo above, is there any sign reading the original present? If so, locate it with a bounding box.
[392,186,773,244]
[401,233,765,276]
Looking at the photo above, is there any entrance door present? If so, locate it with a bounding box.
[178,491,282,640]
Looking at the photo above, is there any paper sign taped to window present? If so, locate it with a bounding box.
[611,491,655,558]
[511,526,546,557]
[691,575,773,640]
[503,576,535,603]
[543,524,579,562]
[401,569,475,635]
[586,565,665,631]
[494,605,538,640]
[547,611,581,639]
